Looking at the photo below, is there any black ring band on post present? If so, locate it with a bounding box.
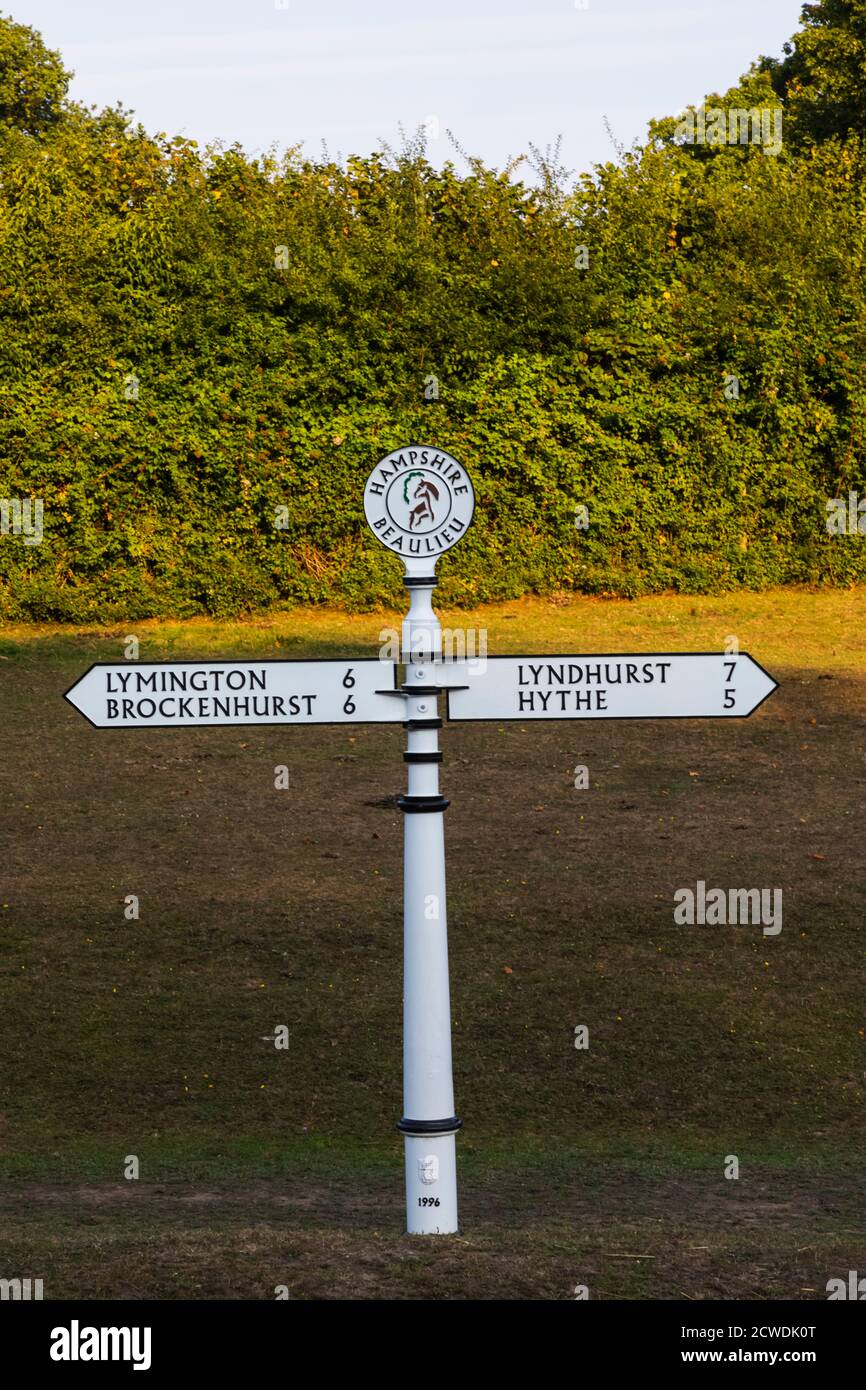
[403,718,442,730]
[397,1116,463,1136]
[403,751,443,763]
[397,794,450,814]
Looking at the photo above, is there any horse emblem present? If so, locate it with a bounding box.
[404,472,440,530]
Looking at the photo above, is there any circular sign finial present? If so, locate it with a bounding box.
[363,445,475,573]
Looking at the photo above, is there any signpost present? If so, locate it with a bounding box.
[64,441,779,1239]
[363,446,476,1234]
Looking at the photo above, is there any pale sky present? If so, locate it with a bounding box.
[12,1,804,174]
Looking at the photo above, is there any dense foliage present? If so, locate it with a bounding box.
[1,4,866,619]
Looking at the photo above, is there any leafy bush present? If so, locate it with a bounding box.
[1,8,865,620]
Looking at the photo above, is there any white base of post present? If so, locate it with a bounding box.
[403,1133,459,1235]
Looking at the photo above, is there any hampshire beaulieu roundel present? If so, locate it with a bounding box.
[363,446,475,557]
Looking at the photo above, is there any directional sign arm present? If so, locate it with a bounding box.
[64,659,404,729]
[444,653,778,721]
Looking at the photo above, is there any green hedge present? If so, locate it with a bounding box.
[1,18,866,619]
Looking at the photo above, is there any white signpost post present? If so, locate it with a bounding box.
[64,442,779,1239]
[363,445,477,1234]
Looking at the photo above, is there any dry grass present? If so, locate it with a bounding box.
[1,588,864,1297]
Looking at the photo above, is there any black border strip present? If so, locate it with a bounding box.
[443,651,780,722]
[397,794,450,813]
[397,1115,463,1135]
[63,657,401,730]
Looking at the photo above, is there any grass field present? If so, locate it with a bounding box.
[1,588,864,1299]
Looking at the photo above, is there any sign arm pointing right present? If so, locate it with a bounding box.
[441,653,779,722]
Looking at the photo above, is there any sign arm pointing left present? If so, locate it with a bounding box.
[64,658,405,728]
